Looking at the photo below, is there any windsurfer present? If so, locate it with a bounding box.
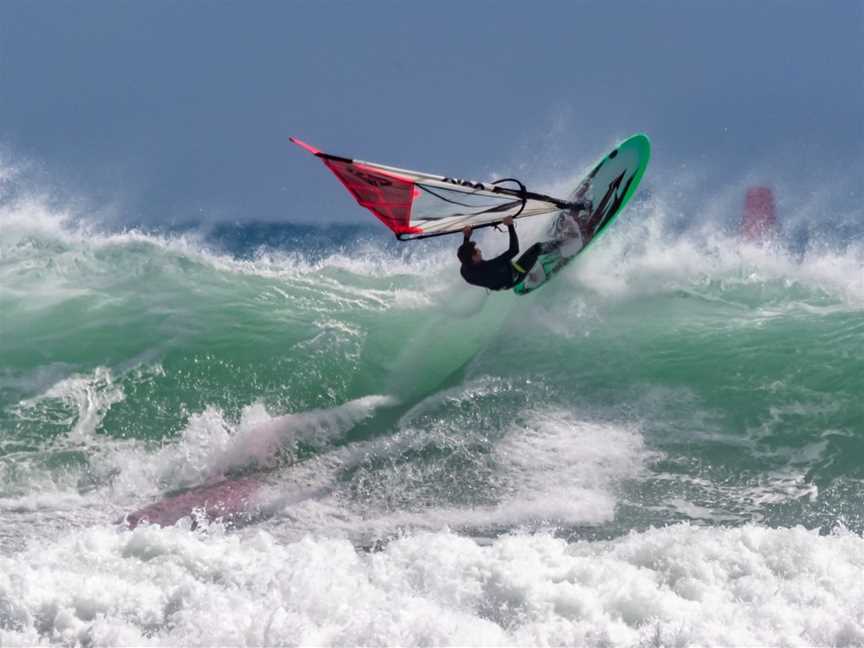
[458,216,555,290]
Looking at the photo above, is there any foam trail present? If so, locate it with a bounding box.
[144,395,396,486]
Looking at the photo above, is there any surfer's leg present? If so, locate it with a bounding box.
[512,243,543,275]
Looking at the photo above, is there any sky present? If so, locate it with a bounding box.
[0,1,862,226]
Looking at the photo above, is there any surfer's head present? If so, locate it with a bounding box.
[457,241,481,265]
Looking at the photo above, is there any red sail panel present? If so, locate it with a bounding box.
[322,159,422,236]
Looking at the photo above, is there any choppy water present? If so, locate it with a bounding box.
[2,181,864,646]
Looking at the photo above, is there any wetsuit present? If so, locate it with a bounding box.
[460,225,551,291]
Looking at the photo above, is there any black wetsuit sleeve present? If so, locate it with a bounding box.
[494,224,519,261]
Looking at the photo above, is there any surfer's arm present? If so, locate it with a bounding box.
[502,223,519,260]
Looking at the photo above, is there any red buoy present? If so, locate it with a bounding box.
[741,187,777,241]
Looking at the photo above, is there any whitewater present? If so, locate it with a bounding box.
[1,165,864,646]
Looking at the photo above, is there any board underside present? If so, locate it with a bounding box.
[513,134,651,295]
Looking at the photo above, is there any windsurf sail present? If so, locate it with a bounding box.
[290,137,572,240]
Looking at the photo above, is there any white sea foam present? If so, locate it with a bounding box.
[103,394,397,499]
[1,523,862,647]
[490,409,649,525]
[566,206,864,308]
[252,397,649,540]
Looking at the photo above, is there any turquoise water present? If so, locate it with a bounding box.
[3,209,862,531]
[2,199,864,645]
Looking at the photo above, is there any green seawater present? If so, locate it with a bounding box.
[2,216,863,541]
